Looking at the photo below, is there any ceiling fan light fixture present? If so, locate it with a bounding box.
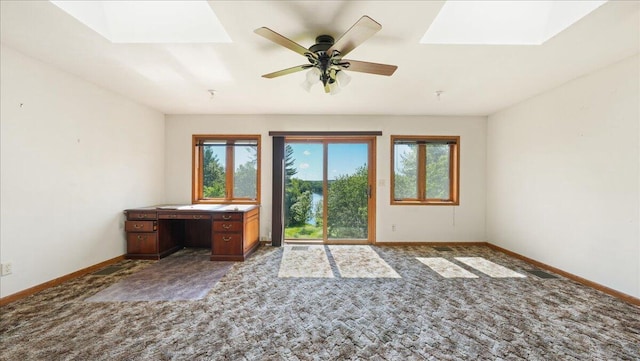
[336,70,352,88]
[301,79,314,92]
[328,80,341,95]
[306,67,322,83]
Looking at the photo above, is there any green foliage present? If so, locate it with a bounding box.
[234,146,257,199]
[283,144,320,234]
[284,144,313,227]
[284,178,311,227]
[202,144,259,199]
[289,191,313,226]
[284,224,323,239]
[426,144,450,199]
[313,199,323,228]
[284,145,297,227]
[285,144,297,179]
[326,165,368,239]
[394,144,417,199]
[393,143,451,200]
[203,147,225,198]
[306,180,323,194]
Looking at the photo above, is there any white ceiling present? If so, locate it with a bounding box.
[1,0,638,116]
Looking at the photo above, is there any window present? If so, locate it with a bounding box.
[192,135,260,204]
[391,135,459,205]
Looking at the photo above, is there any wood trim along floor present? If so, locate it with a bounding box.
[377,241,639,306]
[374,241,488,247]
[484,243,640,307]
[2,243,638,307]
[0,255,125,306]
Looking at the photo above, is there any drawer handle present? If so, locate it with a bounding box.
[169,214,177,218]
[222,215,232,220]
[133,224,144,229]
[222,236,232,242]
[137,214,147,218]
[222,224,232,230]
[136,235,145,241]
[193,215,202,219]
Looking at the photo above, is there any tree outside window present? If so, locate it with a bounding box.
[193,135,260,204]
[391,135,459,205]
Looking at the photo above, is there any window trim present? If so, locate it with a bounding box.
[192,134,261,204]
[390,135,459,206]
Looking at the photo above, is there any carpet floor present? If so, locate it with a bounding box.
[1,245,639,360]
[85,250,233,302]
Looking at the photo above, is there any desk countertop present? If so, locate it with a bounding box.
[126,204,260,213]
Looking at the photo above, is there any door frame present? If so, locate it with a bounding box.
[284,135,376,244]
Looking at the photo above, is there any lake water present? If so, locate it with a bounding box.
[308,192,323,225]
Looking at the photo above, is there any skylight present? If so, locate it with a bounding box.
[421,0,607,45]
[50,0,231,43]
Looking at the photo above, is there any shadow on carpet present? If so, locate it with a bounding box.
[85,250,233,302]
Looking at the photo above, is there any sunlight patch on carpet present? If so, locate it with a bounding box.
[417,257,479,278]
[278,245,334,278]
[455,257,526,278]
[85,252,233,302]
[329,245,400,278]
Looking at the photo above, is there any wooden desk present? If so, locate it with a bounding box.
[124,204,260,261]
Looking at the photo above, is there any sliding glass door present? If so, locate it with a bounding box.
[284,137,375,244]
[284,142,324,241]
[326,142,370,241]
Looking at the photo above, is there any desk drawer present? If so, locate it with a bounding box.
[127,211,157,220]
[158,213,212,220]
[125,221,156,232]
[126,233,158,254]
[213,213,242,221]
[213,233,242,255]
[213,221,242,232]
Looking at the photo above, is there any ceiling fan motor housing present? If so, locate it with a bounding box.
[309,35,335,53]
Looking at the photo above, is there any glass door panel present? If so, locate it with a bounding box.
[283,143,323,240]
[327,143,369,241]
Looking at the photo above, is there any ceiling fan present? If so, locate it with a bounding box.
[254,15,398,94]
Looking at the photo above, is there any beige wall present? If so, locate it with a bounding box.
[164,114,487,243]
[486,54,640,298]
[0,45,166,298]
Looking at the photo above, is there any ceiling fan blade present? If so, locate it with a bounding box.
[254,27,309,56]
[342,60,398,76]
[327,16,382,57]
[262,65,310,79]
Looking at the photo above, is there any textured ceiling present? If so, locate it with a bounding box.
[1,1,638,115]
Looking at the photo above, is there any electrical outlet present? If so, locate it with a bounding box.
[392,224,396,232]
[1,262,12,276]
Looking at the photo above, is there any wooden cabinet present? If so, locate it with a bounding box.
[210,207,260,261]
[125,220,155,232]
[126,233,157,254]
[123,213,161,260]
[212,233,243,256]
[123,205,260,261]
[213,220,243,233]
[126,211,157,220]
